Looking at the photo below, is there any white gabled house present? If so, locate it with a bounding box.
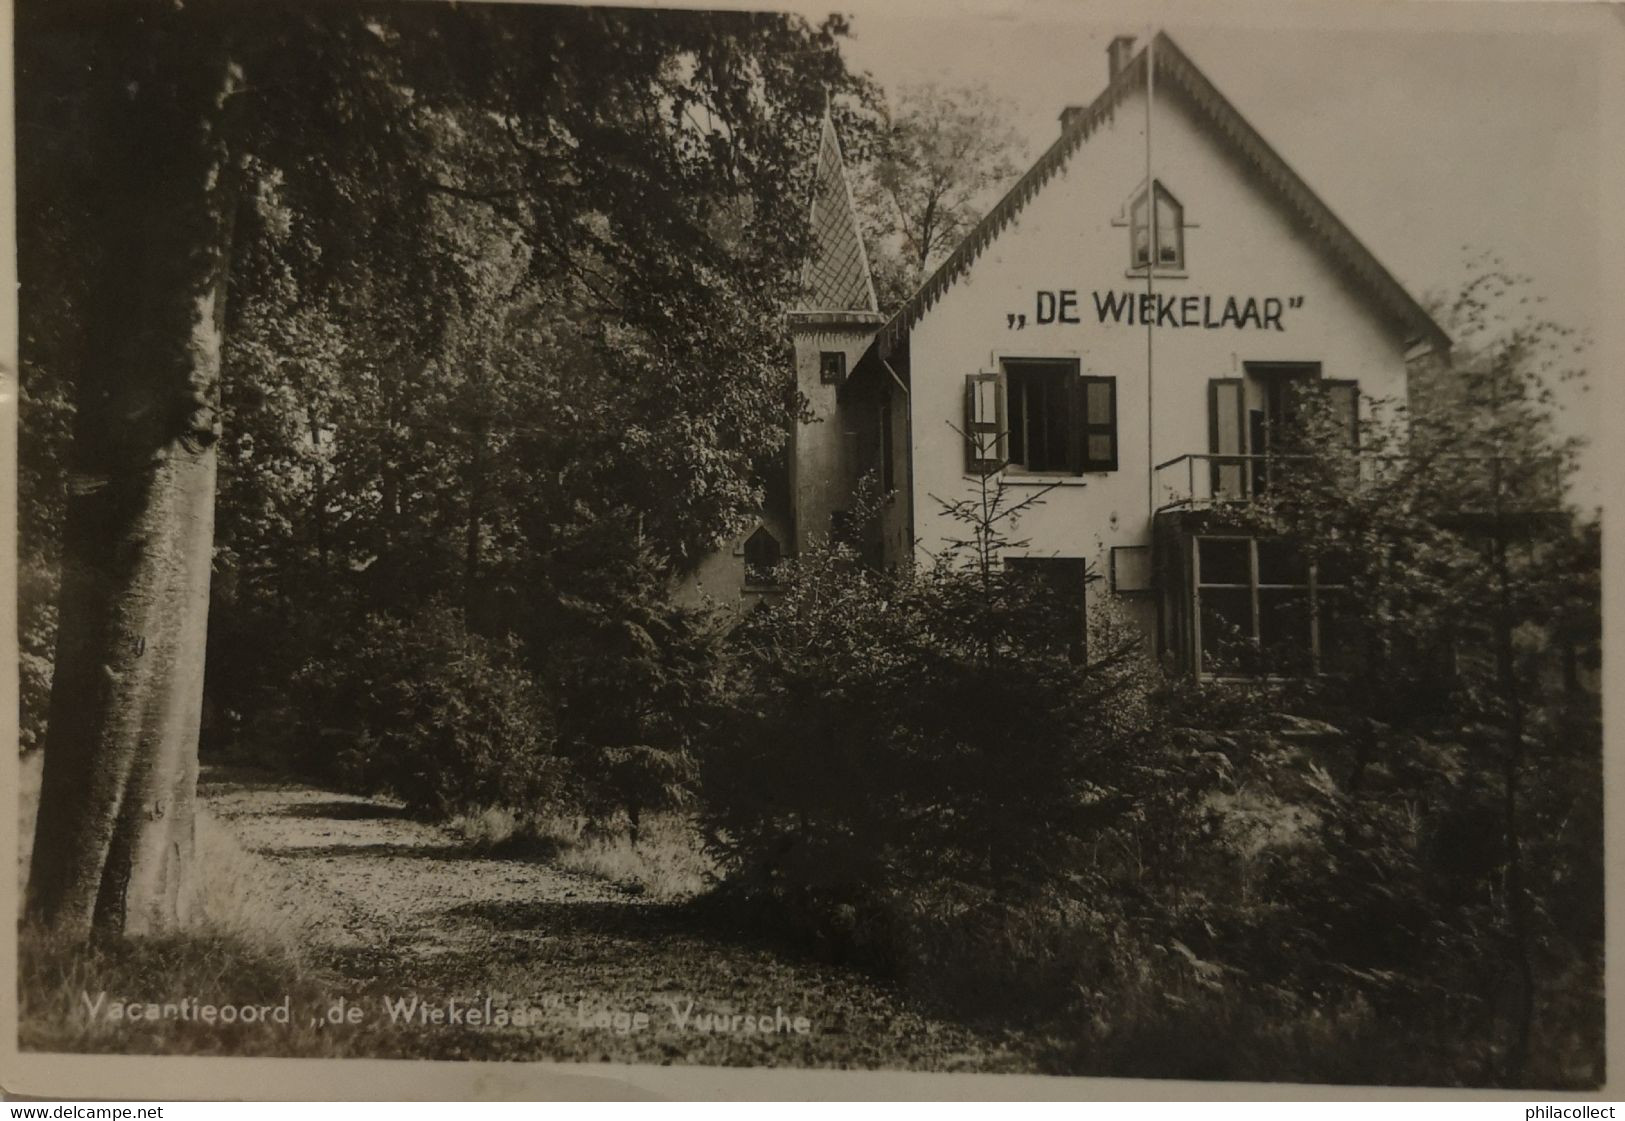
[698,31,1456,679]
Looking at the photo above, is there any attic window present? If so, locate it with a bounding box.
[744,527,782,587]
[1131,182,1184,270]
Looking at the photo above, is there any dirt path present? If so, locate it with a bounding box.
[200,767,1029,1071]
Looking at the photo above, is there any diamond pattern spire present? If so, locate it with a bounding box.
[798,111,878,313]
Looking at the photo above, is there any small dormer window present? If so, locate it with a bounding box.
[743,526,782,587]
[1130,182,1184,270]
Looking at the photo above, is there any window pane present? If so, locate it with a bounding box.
[1256,539,1307,585]
[1198,538,1251,585]
[1200,588,1254,674]
[1259,588,1311,673]
[1087,434,1114,463]
[1155,192,1181,264]
[1086,380,1112,419]
[1156,192,1180,227]
[1317,549,1355,587]
[1318,589,1367,676]
[1007,378,1026,465]
[744,528,781,585]
[1040,378,1070,471]
[1005,363,1073,472]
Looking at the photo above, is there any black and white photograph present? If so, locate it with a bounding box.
[6,0,1615,1098]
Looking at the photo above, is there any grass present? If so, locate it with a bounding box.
[20,750,315,948]
[18,751,382,1057]
[443,806,716,901]
[18,753,712,1061]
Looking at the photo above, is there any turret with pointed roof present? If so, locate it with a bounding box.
[786,109,886,556]
[798,110,880,314]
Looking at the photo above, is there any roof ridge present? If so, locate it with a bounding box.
[874,50,1145,355]
[1148,32,1449,352]
[871,31,1449,359]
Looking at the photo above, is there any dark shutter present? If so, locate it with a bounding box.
[1075,375,1118,472]
[964,372,1005,474]
[1208,378,1246,499]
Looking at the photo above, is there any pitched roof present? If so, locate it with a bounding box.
[869,31,1449,360]
[798,110,879,314]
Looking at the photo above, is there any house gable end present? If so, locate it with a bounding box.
[872,32,1449,362]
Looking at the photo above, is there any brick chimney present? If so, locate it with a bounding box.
[1061,36,1139,134]
[1108,34,1137,82]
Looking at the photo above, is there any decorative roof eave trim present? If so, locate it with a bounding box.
[872,53,1149,360]
[787,309,888,328]
[873,32,1451,361]
[1149,33,1451,356]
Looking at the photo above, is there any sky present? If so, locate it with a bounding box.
[821,0,1619,491]
[835,0,1606,324]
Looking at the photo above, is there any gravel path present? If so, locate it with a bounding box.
[200,767,1029,1071]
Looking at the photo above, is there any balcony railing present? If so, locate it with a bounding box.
[1154,452,1564,515]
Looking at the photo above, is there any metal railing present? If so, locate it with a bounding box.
[1153,452,1564,515]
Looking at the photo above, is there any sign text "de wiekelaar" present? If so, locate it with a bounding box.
[1009,290,1306,331]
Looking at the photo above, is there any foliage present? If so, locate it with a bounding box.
[19,0,874,819]
[701,472,1201,990]
[851,82,1024,312]
[1207,260,1604,1085]
[524,511,722,839]
[291,604,562,819]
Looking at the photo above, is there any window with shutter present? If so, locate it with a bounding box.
[986,360,1117,477]
[1006,360,1073,473]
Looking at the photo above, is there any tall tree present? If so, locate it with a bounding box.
[23,0,243,936]
[21,0,866,937]
[1234,261,1599,1084]
[852,82,1023,312]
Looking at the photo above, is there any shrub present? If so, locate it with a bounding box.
[293,603,563,819]
[699,478,1212,1022]
[523,511,721,837]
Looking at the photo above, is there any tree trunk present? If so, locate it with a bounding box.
[26,21,239,940]
[308,398,329,572]
[465,417,486,618]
